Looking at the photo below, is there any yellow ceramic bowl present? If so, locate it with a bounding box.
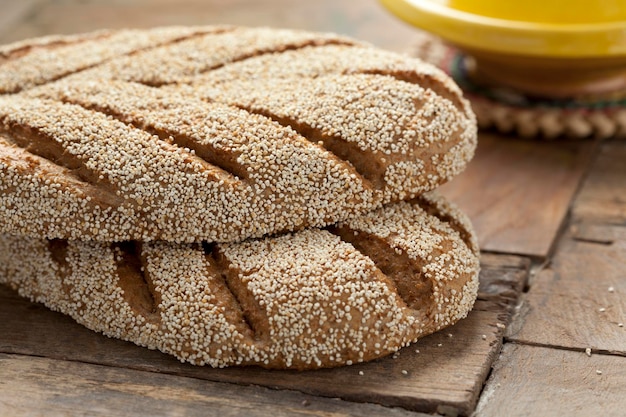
[380,0,626,97]
[380,0,626,57]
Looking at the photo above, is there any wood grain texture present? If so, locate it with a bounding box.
[473,253,529,315]
[439,133,596,258]
[572,140,626,224]
[0,291,499,416]
[0,0,417,52]
[0,353,429,417]
[507,229,626,355]
[509,139,626,356]
[570,222,626,245]
[475,344,626,417]
[0,254,528,416]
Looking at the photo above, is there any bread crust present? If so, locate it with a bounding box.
[0,194,479,370]
[0,26,476,243]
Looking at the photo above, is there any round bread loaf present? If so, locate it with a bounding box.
[0,26,476,242]
[0,193,479,370]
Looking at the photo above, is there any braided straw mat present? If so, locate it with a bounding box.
[411,31,626,140]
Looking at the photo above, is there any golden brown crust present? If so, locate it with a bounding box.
[0,26,476,243]
[0,196,479,370]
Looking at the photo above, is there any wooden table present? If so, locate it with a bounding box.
[1,1,625,416]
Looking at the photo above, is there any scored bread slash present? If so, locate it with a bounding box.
[0,25,476,243]
[0,193,480,370]
[0,26,231,94]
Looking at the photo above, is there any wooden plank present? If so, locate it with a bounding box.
[195,311,506,417]
[0,0,418,52]
[438,133,596,258]
[507,229,626,355]
[473,253,529,315]
[570,222,626,245]
[475,344,626,417]
[0,254,528,416]
[0,292,500,416]
[572,140,626,224]
[0,353,429,417]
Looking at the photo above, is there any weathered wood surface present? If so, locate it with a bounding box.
[570,222,626,245]
[0,254,528,416]
[484,137,626,417]
[473,253,529,315]
[0,353,432,417]
[439,133,596,258]
[507,234,626,355]
[572,140,626,224]
[506,139,626,354]
[475,344,626,417]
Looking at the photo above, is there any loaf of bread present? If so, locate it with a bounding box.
[0,193,479,370]
[0,26,476,242]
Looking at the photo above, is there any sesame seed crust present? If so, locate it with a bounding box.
[0,30,107,63]
[73,27,359,86]
[0,26,227,94]
[0,26,476,243]
[0,195,479,370]
[0,88,375,242]
[416,191,480,256]
[186,44,469,111]
[172,72,475,201]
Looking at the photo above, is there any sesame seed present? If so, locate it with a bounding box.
[0,25,479,369]
[0,26,475,243]
[0,26,224,94]
[0,194,479,369]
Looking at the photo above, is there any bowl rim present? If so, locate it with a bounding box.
[380,0,626,57]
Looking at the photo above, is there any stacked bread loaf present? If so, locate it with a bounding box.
[0,26,479,370]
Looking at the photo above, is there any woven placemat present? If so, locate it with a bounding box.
[411,31,626,140]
